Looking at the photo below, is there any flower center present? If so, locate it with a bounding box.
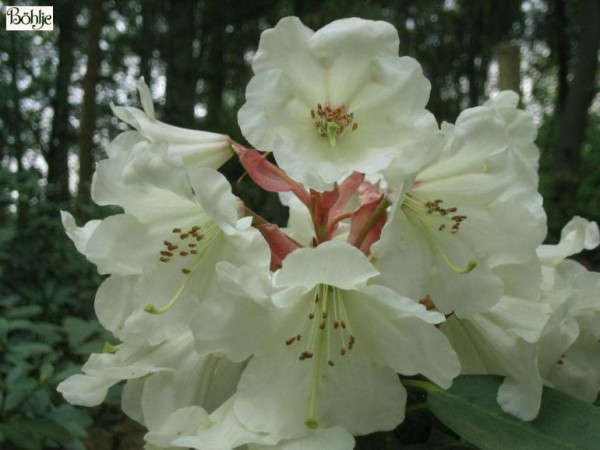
[285,285,355,366]
[311,103,358,147]
[402,191,477,274]
[144,221,219,314]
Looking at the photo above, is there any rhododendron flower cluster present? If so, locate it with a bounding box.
[59,17,600,450]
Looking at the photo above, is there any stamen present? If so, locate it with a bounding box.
[311,103,358,147]
[418,219,477,274]
[402,193,477,274]
[148,221,219,314]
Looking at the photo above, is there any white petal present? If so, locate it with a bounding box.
[173,397,280,449]
[347,286,460,388]
[57,374,118,406]
[61,211,101,255]
[538,216,600,265]
[250,426,354,450]
[275,241,378,291]
[234,344,406,439]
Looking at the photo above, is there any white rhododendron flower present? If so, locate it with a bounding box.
[373,105,546,317]
[537,217,600,402]
[238,17,439,190]
[112,78,233,169]
[192,241,460,439]
[441,287,552,420]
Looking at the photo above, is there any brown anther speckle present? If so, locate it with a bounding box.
[172,228,182,233]
[180,233,189,239]
[328,360,335,367]
[286,337,296,346]
[182,268,191,274]
[180,251,189,256]
[159,257,170,263]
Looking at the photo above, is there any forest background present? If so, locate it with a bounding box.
[0,0,598,449]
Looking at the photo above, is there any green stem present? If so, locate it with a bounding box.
[401,378,437,393]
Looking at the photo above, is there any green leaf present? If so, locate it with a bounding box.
[0,317,8,341]
[426,375,600,450]
[8,342,53,355]
[62,316,102,348]
[0,423,42,450]
[39,361,54,383]
[20,419,73,445]
[5,305,43,319]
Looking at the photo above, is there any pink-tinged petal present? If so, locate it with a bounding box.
[235,145,310,205]
[256,223,303,269]
[347,196,387,256]
[329,172,364,219]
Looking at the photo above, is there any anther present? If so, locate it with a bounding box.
[190,250,198,254]
[172,228,181,233]
[286,337,296,346]
[182,268,191,275]
[180,251,189,256]
[340,348,346,356]
[159,257,169,263]
[309,313,315,319]
[160,251,173,257]
[340,320,346,329]
[328,360,335,367]
[180,233,189,239]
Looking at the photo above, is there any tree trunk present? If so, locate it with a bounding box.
[140,0,155,83]
[46,0,77,203]
[496,41,521,96]
[203,2,227,132]
[555,0,599,173]
[9,33,28,229]
[76,0,105,217]
[164,0,196,128]
[552,0,570,115]
[551,0,600,222]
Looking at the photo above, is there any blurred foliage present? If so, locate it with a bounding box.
[0,292,112,449]
[0,0,598,448]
